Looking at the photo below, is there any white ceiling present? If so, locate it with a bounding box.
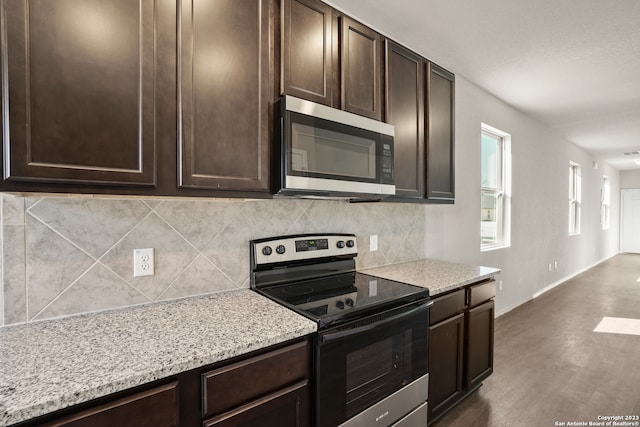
[327,0,640,170]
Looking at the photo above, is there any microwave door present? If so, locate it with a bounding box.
[276,96,395,198]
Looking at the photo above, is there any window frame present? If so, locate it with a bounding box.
[568,161,581,235]
[481,123,511,251]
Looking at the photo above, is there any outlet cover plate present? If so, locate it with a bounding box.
[134,248,154,277]
[370,235,378,251]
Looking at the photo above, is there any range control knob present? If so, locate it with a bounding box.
[336,300,345,309]
[346,240,355,248]
[262,246,272,256]
[345,298,354,307]
[336,240,345,248]
[276,245,286,255]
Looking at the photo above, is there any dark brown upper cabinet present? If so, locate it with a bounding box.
[281,0,334,106]
[384,40,425,198]
[426,63,455,202]
[178,0,272,192]
[281,0,382,120]
[1,0,157,186]
[341,17,382,120]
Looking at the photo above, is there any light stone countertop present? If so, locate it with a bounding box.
[361,258,501,296]
[0,289,317,426]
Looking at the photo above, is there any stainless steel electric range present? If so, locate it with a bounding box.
[250,233,431,427]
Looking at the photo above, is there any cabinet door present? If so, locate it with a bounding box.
[426,63,455,202]
[41,382,179,427]
[465,300,495,390]
[281,0,333,105]
[1,0,156,186]
[203,381,310,427]
[384,40,424,198]
[428,313,465,421]
[341,17,382,120]
[178,0,271,191]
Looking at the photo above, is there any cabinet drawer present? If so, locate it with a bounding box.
[430,289,466,325]
[202,380,309,427]
[202,340,310,418]
[468,280,496,308]
[41,382,178,427]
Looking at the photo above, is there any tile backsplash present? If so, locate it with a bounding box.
[1,194,426,325]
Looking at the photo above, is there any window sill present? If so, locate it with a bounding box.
[481,243,510,252]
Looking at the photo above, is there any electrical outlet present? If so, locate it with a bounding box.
[133,248,154,277]
[370,235,378,251]
[499,280,503,291]
[548,263,552,272]
[554,261,558,270]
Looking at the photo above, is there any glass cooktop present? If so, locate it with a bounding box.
[257,271,429,328]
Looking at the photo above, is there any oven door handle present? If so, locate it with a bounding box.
[320,300,433,344]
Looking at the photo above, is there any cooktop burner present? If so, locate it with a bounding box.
[250,233,429,328]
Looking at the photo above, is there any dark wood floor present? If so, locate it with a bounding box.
[432,253,640,427]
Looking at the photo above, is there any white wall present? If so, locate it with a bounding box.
[620,170,640,189]
[423,77,620,316]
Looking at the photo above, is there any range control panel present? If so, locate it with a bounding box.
[252,234,357,266]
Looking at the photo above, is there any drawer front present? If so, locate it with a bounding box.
[202,380,309,427]
[468,280,496,308]
[43,382,179,427]
[202,339,310,418]
[429,289,466,325]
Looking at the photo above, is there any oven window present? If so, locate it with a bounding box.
[291,123,376,179]
[344,331,412,419]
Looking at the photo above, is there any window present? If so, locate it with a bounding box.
[601,176,610,230]
[568,162,581,235]
[481,124,511,250]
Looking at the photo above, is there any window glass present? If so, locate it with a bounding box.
[569,162,581,235]
[481,125,510,250]
[601,176,610,230]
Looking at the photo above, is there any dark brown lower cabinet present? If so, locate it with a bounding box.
[38,382,179,427]
[17,338,311,427]
[466,300,495,390]
[428,313,464,418]
[428,280,495,424]
[201,339,311,427]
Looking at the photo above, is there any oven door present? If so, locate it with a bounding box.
[314,300,430,427]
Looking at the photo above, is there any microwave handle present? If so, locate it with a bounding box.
[320,300,433,345]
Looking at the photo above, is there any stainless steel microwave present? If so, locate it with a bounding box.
[274,95,395,198]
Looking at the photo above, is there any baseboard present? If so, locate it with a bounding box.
[532,252,619,299]
[496,252,619,318]
[495,301,526,318]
